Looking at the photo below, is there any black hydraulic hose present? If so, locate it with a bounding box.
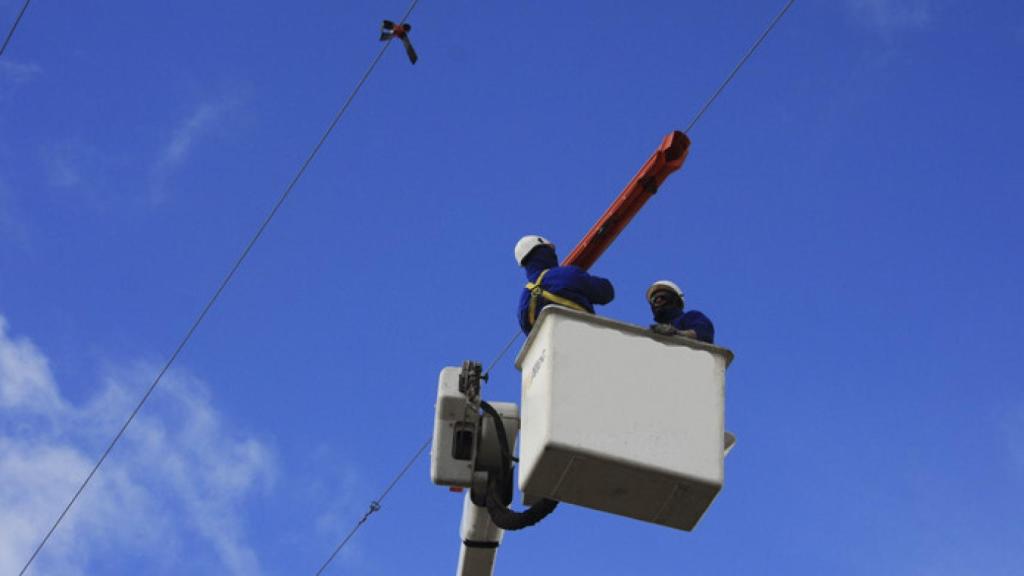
[479,401,559,530]
[479,401,516,465]
[485,485,559,530]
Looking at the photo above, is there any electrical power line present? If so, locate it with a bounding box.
[310,0,798,569]
[684,0,797,133]
[306,0,798,570]
[17,5,420,575]
[314,437,431,575]
[0,0,32,57]
[311,300,518,571]
[483,3,796,378]
[310,326,518,573]
[345,0,798,558]
[13,0,788,569]
[484,330,521,378]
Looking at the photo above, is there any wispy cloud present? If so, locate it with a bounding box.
[150,102,226,204]
[0,177,29,247]
[0,319,64,413]
[41,139,101,190]
[1006,401,1024,481]
[0,315,275,574]
[848,0,932,35]
[0,59,41,84]
[0,59,41,103]
[163,104,221,168]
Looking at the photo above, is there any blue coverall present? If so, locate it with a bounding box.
[518,246,615,334]
[654,307,715,344]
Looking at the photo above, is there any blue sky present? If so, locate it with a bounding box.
[1,0,1023,574]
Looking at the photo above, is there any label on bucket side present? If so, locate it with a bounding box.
[524,348,547,391]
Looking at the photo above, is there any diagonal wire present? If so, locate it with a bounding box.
[0,0,32,57]
[17,4,419,575]
[315,437,431,576]
[684,0,797,133]
[312,0,791,571]
[484,330,521,378]
[484,2,797,380]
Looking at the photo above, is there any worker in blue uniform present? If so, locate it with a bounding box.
[515,235,615,334]
[647,280,715,343]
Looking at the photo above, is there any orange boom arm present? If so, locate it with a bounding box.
[562,131,691,270]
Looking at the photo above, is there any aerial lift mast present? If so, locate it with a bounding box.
[563,130,690,270]
[431,131,736,576]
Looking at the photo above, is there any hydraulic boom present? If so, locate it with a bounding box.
[562,131,690,270]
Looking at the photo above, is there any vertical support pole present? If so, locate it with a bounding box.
[456,493,504,576]
[455,402,520,576]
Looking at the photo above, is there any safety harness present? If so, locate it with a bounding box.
[525,269,587,327]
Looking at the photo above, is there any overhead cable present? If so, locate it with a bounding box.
[0,0,32,57]
[314,437,431,575]
[483,330,521,379]
[311,320,516,571]
[17,2,420,573]
[684,0,797,133]
[483,3,796,381]
[312,0,794,569]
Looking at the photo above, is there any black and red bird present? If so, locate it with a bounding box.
[380,20,418,64]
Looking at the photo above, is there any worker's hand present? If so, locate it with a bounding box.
[677,329,698,339]
[650,323,677,336]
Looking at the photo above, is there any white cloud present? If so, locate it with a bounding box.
[0,59,41,105]
[42,141,92,189]
[0,59,41,85]
[162,104,220,168]
[0,315,275,575]
[150,102,225,203]
[0,317,65,413]
[0,179,29,250]
[1006,402,1024,480]
[849,0,932,34]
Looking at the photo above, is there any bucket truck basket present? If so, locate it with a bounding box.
[514,306,734,531]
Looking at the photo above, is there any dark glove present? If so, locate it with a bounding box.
[650,323,678,336]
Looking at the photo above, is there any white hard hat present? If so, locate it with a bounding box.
[515,235,555,266]
[646,280,684,307]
